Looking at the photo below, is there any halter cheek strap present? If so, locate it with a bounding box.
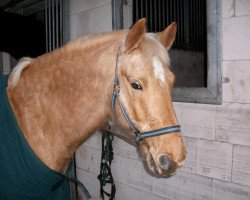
[112,90,139,134]
[111,45,181,145]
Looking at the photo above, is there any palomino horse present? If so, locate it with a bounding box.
[0,19,186,199]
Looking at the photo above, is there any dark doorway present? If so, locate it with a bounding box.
[0,11,46,60]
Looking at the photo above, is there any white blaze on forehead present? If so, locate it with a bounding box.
[152,56,166,84]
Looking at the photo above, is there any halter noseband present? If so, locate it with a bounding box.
[111,45,181,145]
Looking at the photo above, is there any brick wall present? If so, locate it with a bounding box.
[70,0,250,199]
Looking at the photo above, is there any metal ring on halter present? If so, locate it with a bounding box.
[111,45,181,145]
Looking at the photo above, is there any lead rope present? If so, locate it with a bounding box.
[98,130,116,200]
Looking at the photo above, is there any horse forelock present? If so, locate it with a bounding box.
[9,57,32,88]
[141,33,170,67]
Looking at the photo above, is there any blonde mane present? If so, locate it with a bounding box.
[8,31,126,88]
[8,31,170,89]
[9,57,32,88]
[65,31,126,52]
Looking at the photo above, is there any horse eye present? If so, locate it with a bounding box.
[131,81,143,90]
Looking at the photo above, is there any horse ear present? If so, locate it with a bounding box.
[125,18,146,52]
[157,22,177,50]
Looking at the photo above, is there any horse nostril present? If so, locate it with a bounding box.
[157,154,170,170]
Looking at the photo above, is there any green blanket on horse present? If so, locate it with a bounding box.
[0,75,70,200]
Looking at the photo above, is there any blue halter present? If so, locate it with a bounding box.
[111,46,181,145]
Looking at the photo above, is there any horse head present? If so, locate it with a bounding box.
[109,19,186,177]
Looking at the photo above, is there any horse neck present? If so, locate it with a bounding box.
[7,33,123,172]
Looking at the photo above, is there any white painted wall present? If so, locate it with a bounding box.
[69,0,250,199]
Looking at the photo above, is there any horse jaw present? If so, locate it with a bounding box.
[107,120,137,146]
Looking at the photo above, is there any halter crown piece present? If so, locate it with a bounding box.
[111,45,181,145]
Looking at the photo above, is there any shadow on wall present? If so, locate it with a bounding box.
[170,49,206,88]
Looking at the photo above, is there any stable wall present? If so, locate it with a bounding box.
[70,0,250,199]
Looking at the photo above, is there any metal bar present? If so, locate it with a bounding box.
[196,0,198,49]
[59,0,63,45]
[112,0,123,30]
[136,0,139,19]
[199,0,202,50]
[192,0,194,48]
[155,0,158,31]
[176,0,179,46]
[174,0,176,23]
[202,0,207,50]
[200,0,202,50]
[52,0,55,50]
[194,0,197,49]
[180,0,183,47]
[170,0,173,25]
[200,0,202,49]
[154,0,157,31]
[149,0,153,31]
[201,0,204,49]
[62,0,69,44]
[55,0,59,47]
[145,0,149,30]
[48,0,52,51]
[191,0,194,48]
[184,0,190,48]
[140,0,144,18]
[192,0,195,49]
[189,0,192,48]
[202,0,206,50]
[158,0,162,31]
[194,0,197,50]
[152,0,157,32]
[166,0,169,26]
[45,0,48,52]
[162,0,165,28]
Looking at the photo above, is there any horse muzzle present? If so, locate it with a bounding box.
[140,136,187,177]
